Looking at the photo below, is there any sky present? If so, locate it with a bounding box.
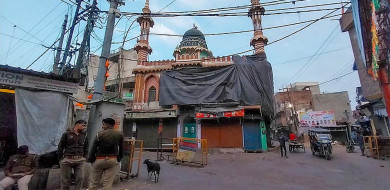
[0,0,360,110]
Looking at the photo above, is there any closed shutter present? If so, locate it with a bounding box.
[136,118,177,148]
[201,118,242,148]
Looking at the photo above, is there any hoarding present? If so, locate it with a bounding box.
[298,110,336,127]
[196,109,244,118]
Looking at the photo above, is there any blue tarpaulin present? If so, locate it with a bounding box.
[351,0,367,67]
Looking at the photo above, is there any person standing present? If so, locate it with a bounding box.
[57,120,88,190]
[0,145,38,190]
[88,118,124,190]
[356,132,365,156]
[279,134,289,158]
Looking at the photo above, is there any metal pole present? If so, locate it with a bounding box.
[60,0,82,73]
[92,0,121,101]
[74,0,98,79]
[53,15,68,74]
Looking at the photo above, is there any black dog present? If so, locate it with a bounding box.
[143,159,160,183]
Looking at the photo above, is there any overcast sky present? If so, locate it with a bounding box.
[0,0,359,110]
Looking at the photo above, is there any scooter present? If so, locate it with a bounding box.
[346,140,355,153]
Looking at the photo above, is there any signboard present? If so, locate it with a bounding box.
[122,92,134,101]
[0,71,78,93]
[126,110,177,119]
[177,141,197,162]
[299,111,336,127]
[196,109,245,118]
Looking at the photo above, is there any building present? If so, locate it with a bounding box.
[87,48,138,105]
[312,91,352,123]
[274,88,314,132]
[0,65,79,165]
[340,6,390,136]
[274,82,353,143]
[123,0,273,151]
[288,82,321,94]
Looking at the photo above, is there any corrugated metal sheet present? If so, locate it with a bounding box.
[201,118,242,148]
[243,120,261,151]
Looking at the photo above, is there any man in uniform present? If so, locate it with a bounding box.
[88,118,124,190]
[57,120,88,190]
[0,145,38,190]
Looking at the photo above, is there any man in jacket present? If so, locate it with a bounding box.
[279,133,289,158]
[88,118,124,190]
[57,120,88,190]
[0,145,38,190]
[356,131,365,156]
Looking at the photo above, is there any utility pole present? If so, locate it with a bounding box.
[74,0,98,82]
[92,0,124,101]
[53,15,68,74]
[59,0,82,74]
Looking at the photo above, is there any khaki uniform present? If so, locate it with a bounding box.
[58,131,88,190]
[0,154,38,190]
[88,128,124,190]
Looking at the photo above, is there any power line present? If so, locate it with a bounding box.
[148,13,343,38]
[160,0,310,14]
[0,32,43,46]
[159,0,177,12]
[268,8,343,47]
[121,7,343,17]
[202,0,238,29]
[1,9,67,60]
[319,71,355,85]
[284,22,340,85]
[0,2,61,57]
[0,15,48,45]
[4,26,16,65]
[274,46,352,66]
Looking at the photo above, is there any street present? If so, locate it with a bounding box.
[114,144,390,190]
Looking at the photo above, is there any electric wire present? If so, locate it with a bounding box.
[284,23,340,85]
[4,26,16,65]
[0,2,62,57]
[202,0,238,29]
[0,33,43,46]
[2,9,68,60]
[148,13,344,38]
[274,46,352,66]
[121,7,343,17]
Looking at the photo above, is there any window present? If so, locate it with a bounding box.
[148,86,156,102]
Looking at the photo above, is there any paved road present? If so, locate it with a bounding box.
[113,144,389,190]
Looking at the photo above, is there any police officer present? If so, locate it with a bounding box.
[57,120,88,190]
[0,145,38,190]
[88,118,124,190]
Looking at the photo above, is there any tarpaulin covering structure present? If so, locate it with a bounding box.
[15,89,70,154]
[351,0,367,67]
[159,53,274,116]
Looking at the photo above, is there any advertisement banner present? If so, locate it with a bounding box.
[299,111,336,127]
[176,142,197,162]
[196,109,245,118]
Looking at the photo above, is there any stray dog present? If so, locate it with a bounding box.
[143,159,160,183]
